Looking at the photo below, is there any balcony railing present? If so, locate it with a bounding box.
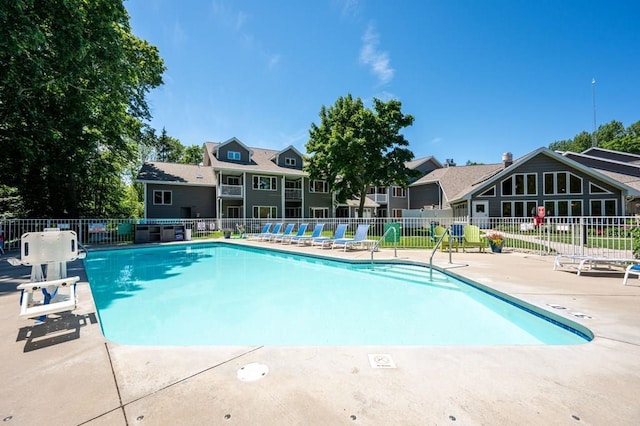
[219,184,243,198]
[368,193,388,203]
[285,188,302,200]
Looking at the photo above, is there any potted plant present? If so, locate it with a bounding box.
[485,232,504,253]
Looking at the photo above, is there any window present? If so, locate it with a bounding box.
[253,175,277,191]
[589,182,611,194]
[285,207,302,218]
[310,207,329,218]
[153,190,172,205]
[284,157,296,166]
[590,199,617,216]
[392,186,406,197]
[501,201,537,217]
[501,173,537,196]
[227,151,241,161]
[310,180,328,193]
[543,172,582,195]
[227,176,240,185]
[478,186,496,197]
[253,206,277,218]
[227,206,240,218]
[543,200,583,217]
[392,209,403,217]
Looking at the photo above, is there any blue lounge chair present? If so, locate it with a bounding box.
[332,224,375,251]
[258,223,282,241]
[291,223,325,245]
[280,223,308,244]
[270,223,295,242]
[247,223,272,240]
[311,223,348,249]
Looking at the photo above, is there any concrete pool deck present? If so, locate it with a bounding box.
[1,240,639,425]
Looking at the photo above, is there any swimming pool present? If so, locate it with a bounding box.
[84,243,591,346]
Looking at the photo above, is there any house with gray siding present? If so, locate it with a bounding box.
[137,162,216,219]
[409,147,640,224]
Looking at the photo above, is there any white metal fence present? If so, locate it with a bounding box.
[1,216,637,259]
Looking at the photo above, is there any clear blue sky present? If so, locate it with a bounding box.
[125,0,640,165]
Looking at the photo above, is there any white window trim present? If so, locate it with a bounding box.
[310,207,329,218]
[478,185,496,197]
[391,186,406,198]
[589,199,617,216]
[543,172,583,195]
[501,173,537,197]
[253,175,277,191]
[227,151,241,161]
[309,180,328,193]
[284,157,296,166]
[227,176,241,185]
[589,182,612,194]
[253,206,277,218]
[153,190,172,205]
[543,199,584,217]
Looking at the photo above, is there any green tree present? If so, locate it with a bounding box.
[0,0,165,218]
[154,127,184,162]
[306,94,417,217]
[549,131,593,152]
[182,144,204,165]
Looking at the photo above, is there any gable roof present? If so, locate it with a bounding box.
[274,145,304,163]
[137,162,216,186]
[448,147,640,204]
[410,163,502,207]
[204,141,306,176]
[580,147,640,165]
[216,137,254,157]
[405,156,443,170]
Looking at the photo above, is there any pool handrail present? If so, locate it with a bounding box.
[430,227,451,280]
[370,226,398,265]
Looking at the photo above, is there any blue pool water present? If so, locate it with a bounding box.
[84,243,591,346]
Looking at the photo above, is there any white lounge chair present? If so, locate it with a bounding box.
[246,223,272,240]
[311,224,348,249]
[623,264,640,285]
[291,223,325,245]
[259,223,283,241]
[280,223,308,244]
[271,223,296,242]
[554,253,639,276]
[332,224,375,251]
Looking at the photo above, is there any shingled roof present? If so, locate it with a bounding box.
[204,142,306,176]
[137,162,216,186]
[410,164,502,207]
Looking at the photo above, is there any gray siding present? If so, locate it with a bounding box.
[218,140,251,163]
[470,154,625,216]
[146,184,215,218]
[409,184,441,209]
[277,148,303,170]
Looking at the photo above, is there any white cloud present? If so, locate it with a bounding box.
[340,0,361,18]
[359,24,394,85]
[430,137,444,145]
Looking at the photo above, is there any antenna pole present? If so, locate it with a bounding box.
[592,78,597,147]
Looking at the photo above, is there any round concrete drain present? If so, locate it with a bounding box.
[237,363,269,382]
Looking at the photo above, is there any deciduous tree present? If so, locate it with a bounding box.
[306,94,417,217]
[0,0,165,217]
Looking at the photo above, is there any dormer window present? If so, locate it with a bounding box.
[285,157,296,166]
[227,151,241,161]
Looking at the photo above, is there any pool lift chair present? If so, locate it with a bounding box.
[7,228,86,323]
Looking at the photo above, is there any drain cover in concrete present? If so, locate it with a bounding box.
[368,354,396,368]
[237,363,269,381]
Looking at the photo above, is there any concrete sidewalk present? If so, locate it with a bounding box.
[1,242,639,425]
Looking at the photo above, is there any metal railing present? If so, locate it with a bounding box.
[1,216,637,260]
[370,225,398,265]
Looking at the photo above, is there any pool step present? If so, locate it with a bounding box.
[360,265,458,289]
